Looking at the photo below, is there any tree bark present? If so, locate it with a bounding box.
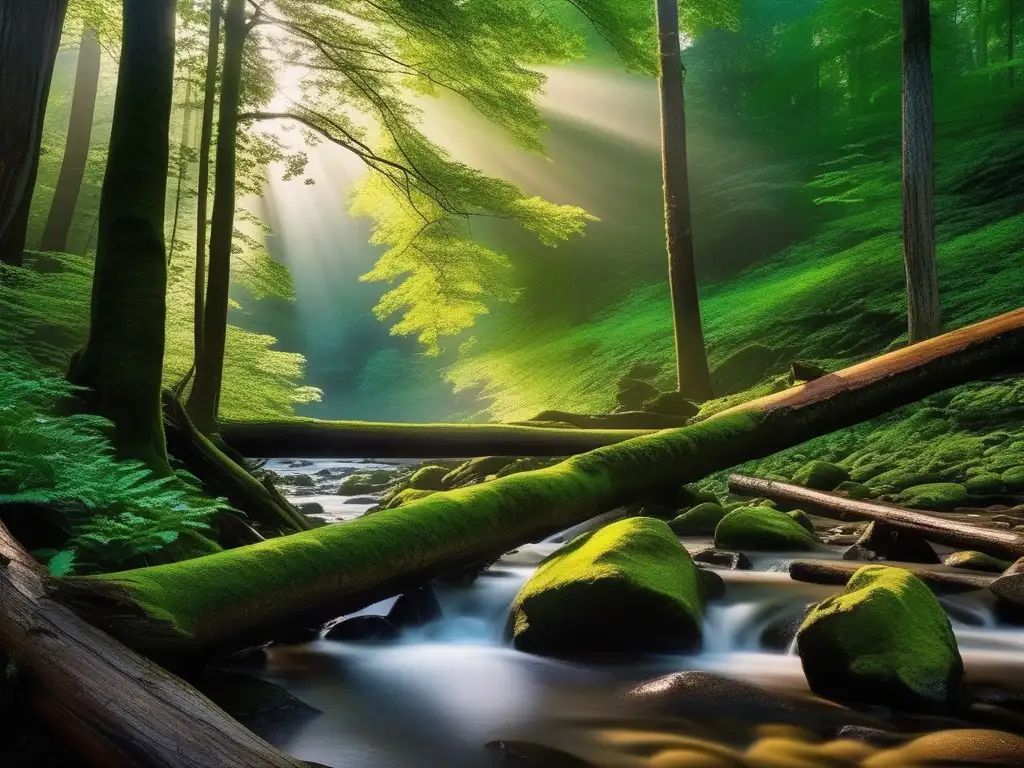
[0,0,67,264]
[728,474,1024,560]
[40,28,102,255]
[219,419,652,459]
[59,308,1024,655]
[655,0,712,402]
[0,521,310,768]
[68,0,176,476]
[187,0,244,432]
[901,0,941,343]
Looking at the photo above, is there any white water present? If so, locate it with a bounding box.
[248,459,1024,768]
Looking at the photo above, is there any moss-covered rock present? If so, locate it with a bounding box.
[895,483,969,511]
[494,456,559,479]
[834,481,875,500]
[669,503,726,536]
[616,378,660,410]
[1002,465,1024,491]
[870,470,943,493]
[642,391,699,418]
[796,565,964,712]
[407,465,449,491]
[943,551,1012,573]
[509,517,705,653]
[786,509,815,534]
[383,488,436,509]
[861,729,1024,768]
[963,473,1005,496]
[792,460,850,491]
[337,469,404,495]
[442,456,516,488]
[714,506,818,552]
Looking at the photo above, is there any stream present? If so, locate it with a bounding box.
[233,459,1024,767]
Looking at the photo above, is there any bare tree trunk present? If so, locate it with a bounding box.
[40,28,102,255]
[188,0,244,431]
[0,0,68,264]
[901,0,941,343]
[69,0,177,475]
[655,0,712,402]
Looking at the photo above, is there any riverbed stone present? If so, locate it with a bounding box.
[670,503,727,536]
[895,482,969,511]
[990,556,1024,608]
[842,521,939,564]
[509,517,704,653]
[324,615,399,643]
[690,547,752,570]
[796,565,964,713]
[787,509,816,533]
[861,728,1024,767]
[943,551,1013,573]
[714,505,818,552]
[388,586,442,627]
[792,461,850,491]
[337,469,403,495]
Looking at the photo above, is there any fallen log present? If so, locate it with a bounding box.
[728,474,1024,561]
[789,559,995,594]
[0,521,310,768]
[55,309,1024,655]
[218,417,651,459]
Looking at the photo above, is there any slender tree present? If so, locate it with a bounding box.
[70,0,177,474]
[187,0,243,431]
[901,0,941,343]
[0,0,68,265]
[655,0,713,400]
[40,27,103,254]
[168,80,195,262]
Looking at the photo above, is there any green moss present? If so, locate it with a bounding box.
[669,502,726,537]
[407,466,449,491]
[835,481,875,499]
[943,551,1012,573]
[508,517,704,653]
[383,488,436,509]
[1002,466,1024,491]
[714,505,817,552]
[787,509,815,533]
[963,473,1005,495]
[337,469,405,495]
[796,565,964,712]
[792,460,850,491]
[895,483,969,511]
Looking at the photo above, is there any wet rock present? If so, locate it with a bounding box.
[690,547,752,570]
[642,391,700,418]
[697,568,726,600]
[943,551,1013,574]
[388,586,442,628]
[198,669,320,744]
[861,728,1024,767]
[787,509,816,534]
[443,456,517,489]
[616,377,660,410]
[835,725,910,748]
[990,556,1024,608]
[297,502,325,518]
[315,468,337,478]
[796,565,964,713]
[484,740,596,767]
[842,521,939,564]
[792,461,850,491]
[509,517,704,653]
[714,505,818,552]
[895,482,969,511]
[669,503,727,536]
[760,606,812,652]
[324,615,399,643]
[271,625,322,645]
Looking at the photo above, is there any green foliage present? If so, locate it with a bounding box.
[0,348,223,576]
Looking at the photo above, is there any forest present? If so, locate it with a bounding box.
[1,0,1023,766]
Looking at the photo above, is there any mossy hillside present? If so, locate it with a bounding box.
[508,517,705,653]
[797,565,964,712]
[73,412,764,649]
[714,505,818,552]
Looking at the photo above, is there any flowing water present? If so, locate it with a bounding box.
[237,459,1024,767]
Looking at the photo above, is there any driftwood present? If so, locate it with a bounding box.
[219,417,650,459]
[729,474,1024,561]
[52,309,1024,655]
[789,559,996,594]
[0,521,310,768]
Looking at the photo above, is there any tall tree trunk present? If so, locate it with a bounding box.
[0,0,68,264]
[1009,0,1017,87]
[70,0,177,475]
[901,0,941,343]
[654,0,712,402]
[179,0,222,394]
[40,28,102,255]
[168,80,194,263]
[187,0,244,432]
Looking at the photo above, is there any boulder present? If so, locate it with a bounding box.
[861,728,1024,767]
[796,565,964,713]
[442,456,516,489]
[337,469,403,495]
[324,615,399,643]
[990,556,1024,608]
[714,505,818,552]
[895,483,969,511]
[1002,466,1024,491]
[388,587,442,628]
[669,503,727,536]
[943,551,1013,574]
[792,460,850,491]
[964,473,1006,496]
[383,488,436,509]
[834,481,875,500]
[406,465,449,491]
[787,509,816,533]
[690,548,752,570]
[842,522,939,564]
[642,391,700,418]
[287,474,316,488]
[509,517,705,653]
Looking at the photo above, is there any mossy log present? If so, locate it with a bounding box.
[57,309,1024,655]
[789,559,995,594]
[0,522,309,768]
[729,474,1024,560]
[218,417,651,458]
